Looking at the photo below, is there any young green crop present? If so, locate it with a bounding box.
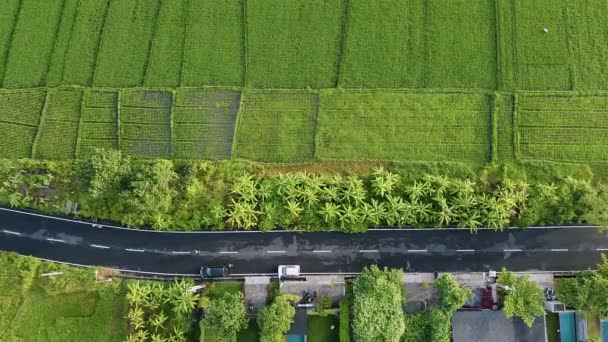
[93,0,160,87]
[181,0,244,86]
[3,0,64,88]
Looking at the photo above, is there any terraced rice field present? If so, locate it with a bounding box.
[0,0,606,166]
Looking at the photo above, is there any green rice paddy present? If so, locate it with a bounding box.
[0,0,607,165]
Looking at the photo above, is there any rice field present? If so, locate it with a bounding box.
[315,91,492,163]
[0,1,606,166]
[234,92,318,162]
[173,89,240,159]
[516,94,608,163]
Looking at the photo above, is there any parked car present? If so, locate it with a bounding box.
[200,265,230,278]
[278,265,301,279]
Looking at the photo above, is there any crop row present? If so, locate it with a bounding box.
[3,0,607,91]
[2,88,608,165]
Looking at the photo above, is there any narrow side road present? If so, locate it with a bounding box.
[0,208,606,275]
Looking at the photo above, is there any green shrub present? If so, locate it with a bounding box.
[339,296,351,342]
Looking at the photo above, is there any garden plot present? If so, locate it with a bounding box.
[62,0,110,86]
[0,0,21,83]
[517,94,608,163]
[181,0,244,86]
[93,0,161,87]
[145,0,187,87]
[173,89,240,159]
[247,0,344,88]
[46,0,80,86]
[234,92,318,162]
[119,90,172,157]
[315,91,492,163]
[425,0,497,89]
[513,0,571,90]
[77,90,118,157]
[0,90,46,158]
[34,90,83,160]
[2,0,64,88]
[566,2,608,89]
[340,0,424,88]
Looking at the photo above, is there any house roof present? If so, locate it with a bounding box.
[452,311,547,342]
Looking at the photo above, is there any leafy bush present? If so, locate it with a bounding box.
[498,268,545,327]
[402,309,451,342]
[352,265,405,342]
[434,273,472,313]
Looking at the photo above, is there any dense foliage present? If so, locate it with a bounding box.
[339,295,352,342]
[352,265,405,342]
[125,280,199,342]
[257,294,299,342]
[497,268,545,327]
[434,273,473,313]
[1,149,606,232]
[556,254,608,318]
[402,309,451,342]
[203,292,248,342]
[0,252,124,341]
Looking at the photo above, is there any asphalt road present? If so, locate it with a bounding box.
[0,207,607,275]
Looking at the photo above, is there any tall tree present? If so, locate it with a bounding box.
[434,273,472,313]
[353,265,406,342]
[498,268,545,327]
[257,295,299,342]
[204,292,248,342]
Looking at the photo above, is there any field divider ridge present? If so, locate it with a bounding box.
[169,89,175,158]
[30,90,51,158]
[230,88,247,157]
[89,0,112,86]
[513,93,520,161]
[0,0,23,87]
[42,0,68,87]
[310,92,321,159]
[490,93,499,162]
[242,0,249,87]
[561,0,576,90]
[142,0,163,87]
[178,0,192,87]
[334,0,351,88]
[74,89,86,157]
[116,89,122,151]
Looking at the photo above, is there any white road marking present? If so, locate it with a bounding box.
[219,251,238,254]
[596,248,608,251]
[90,244,110,249]
[312,250,332,253]
[46,238,65,243]
[172,251,191,255]
[504,249,522,252]
[358,249,379,253]
[456,249,475,252]
[2,229,21,236]
[408,249,428,253]
[125,248,144,253]
[266,250,286,254]
[551,249,568,252]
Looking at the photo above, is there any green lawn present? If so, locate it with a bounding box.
[0,253,126,341]
[205,281,243,299]
[307,314,340,342]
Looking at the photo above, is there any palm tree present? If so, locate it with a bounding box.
[168,326,187,342]
[226,199,260,229]
[150,310,168,331]
[320,184,339,202]
[360,199,385,225]
[341,177,366,205]
[285,199,303,220]
[150,333,167,342]
[406,181,429,202]
[299,185,320,207]
[127,306,146,331]
[231,174,258,202]
[126,330,149,342]
[318,202,340,223]
[126,281,152,307]
[371,168,400,198]
[171,284,198,316]
[338,204,363,230]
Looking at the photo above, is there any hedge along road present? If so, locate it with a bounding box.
[0,207,607,276]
